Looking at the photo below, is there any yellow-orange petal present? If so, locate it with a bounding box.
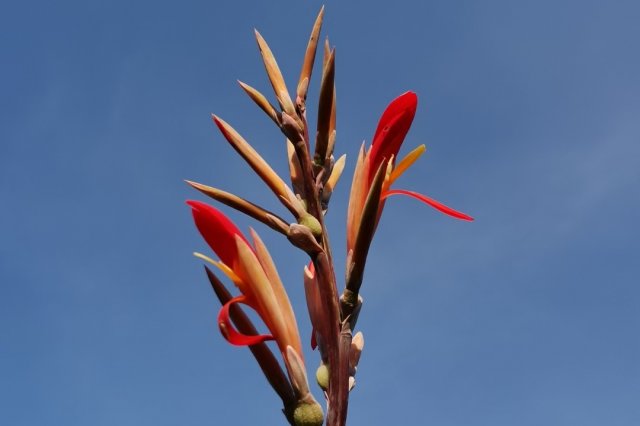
[193,252,244,288]
[388,144,426,186]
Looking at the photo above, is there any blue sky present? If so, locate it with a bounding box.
[2,1,639,425]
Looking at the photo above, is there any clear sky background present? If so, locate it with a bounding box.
[2,1,639,425]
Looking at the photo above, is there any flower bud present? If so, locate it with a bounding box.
[315,363,329,391]
[298,213,322,239]
[293,400,324,426]
[350,331,364,374]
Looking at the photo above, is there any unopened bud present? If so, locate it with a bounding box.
[315,363,329,391]
[298,213,322,239]
[293,400,324,426]
[350,331,364,373]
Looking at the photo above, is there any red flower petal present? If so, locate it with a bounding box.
[218,296,275,346]
[368,92,418,180]
[382,189,474,221]
[187,200,251,267]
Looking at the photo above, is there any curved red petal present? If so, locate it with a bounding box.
[382,189,474,221]
[187,200,250,266]
[368,92,418,180]
[218,296,275,346]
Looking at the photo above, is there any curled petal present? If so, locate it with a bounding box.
[218,296,275,346]
[382,189,474,221]
[205,266,295,405]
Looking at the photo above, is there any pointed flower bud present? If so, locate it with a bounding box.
[297,6,325,104]
[255,30,296,117]
[212,115,302,218]
[186,180,290,235]
[238,80,281,126]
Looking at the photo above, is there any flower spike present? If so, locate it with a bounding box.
[186,10,474,425]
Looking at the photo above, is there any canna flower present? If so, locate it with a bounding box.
[188,200,324,424]
[187,200,302,356]
[346,91,473,253]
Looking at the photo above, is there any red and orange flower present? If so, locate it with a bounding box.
[187,200,302,356]
[347,92,473,253]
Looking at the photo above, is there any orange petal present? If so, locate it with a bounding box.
[387,144,426,186]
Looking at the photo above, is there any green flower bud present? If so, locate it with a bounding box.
[315,363,329,391]
[298,213,322,239]
[293,400,324,426]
